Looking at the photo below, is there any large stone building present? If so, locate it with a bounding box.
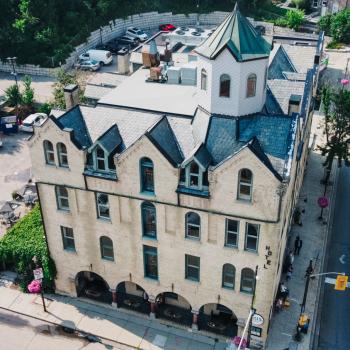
[29,7,323,348]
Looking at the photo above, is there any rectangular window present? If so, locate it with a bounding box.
[56,186,69,211]
[96,193,110,219]
[61,226,75,251]
[143,245,158,279]
[96,147,106,171]
[225,219,239,247]
[245,223,260,252]
[185,254,200,281]
[141,159,154,193]
[142,204,157,238]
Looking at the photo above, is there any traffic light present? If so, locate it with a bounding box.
[335,275,348,291]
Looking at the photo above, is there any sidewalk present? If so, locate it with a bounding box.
[265,111,336,350]
[0,284,228,350]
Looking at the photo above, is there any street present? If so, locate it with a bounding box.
[318,167,350,350]
[0,307,114,350]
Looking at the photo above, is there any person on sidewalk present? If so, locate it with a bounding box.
[288,250,295,265]
[286,264,294,280]
[305,259,314,278]
[294,236,303,255]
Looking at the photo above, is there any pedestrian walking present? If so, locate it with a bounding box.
[288,250,295,265]
[305,259,314,278]
[279,282,289,301]
[286,264,293,280]
[294,236,300,255]
[295,236,303,255]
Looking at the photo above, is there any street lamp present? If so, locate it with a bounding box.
[6,57,19,118]
[294,270,345,341]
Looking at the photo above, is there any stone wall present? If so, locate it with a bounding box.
[0,11,229,77]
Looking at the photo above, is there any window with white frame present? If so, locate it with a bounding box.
[96,193,110,219]
[185,212,200,239]
[238,168,253,200]
[95,146,107,171]
[180,160,209,191]
[43,140,55,165]
[225,219,239,247]
[245,223,260,252]
[56,185,69,211]
[57,142,69,167]
[185,254,200,281]
[240,267,255,293]
[61,226,75,251]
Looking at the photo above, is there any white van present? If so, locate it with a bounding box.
[79,49,113,65]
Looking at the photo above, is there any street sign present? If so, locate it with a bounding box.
[335,275,348,291]
[33,268,44,280]
[252,313,264,326]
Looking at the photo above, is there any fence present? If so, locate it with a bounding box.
[0,11,229,78]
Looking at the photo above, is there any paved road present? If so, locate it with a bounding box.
[0,308,110,350]
[318,167,350,350]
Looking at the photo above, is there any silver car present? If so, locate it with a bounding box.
[75,59,101,71]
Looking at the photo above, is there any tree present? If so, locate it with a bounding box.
[5,84,21,107]
[21,75,35,107]
[330,8,350,43]
[285,9,304,30]
[319,87,350,183]
[318,14,332,35]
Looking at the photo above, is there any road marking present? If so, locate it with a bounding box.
[281,332,292,337]
[325,277,350,287]
[339,254,346,264]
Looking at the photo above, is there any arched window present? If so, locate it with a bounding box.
[95,146,106,171]
[185,212,200,239]
[247,74,257,98]
[238,168,253,201]
[57,142,69,167]
[141,202,157,238]
[56,185,69,211]
[219,74,230,97]
[100,236,114,261]
[189,161,200,187]
[201,69,207,91]
[240,268,255,294]
[43,140,55,165]
[140,157,154,193]
[222,264,235,289]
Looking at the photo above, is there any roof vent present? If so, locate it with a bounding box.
[195,28,204,33]
[176,30,185,35]
[191,32,201,36]
[179,26,189,31]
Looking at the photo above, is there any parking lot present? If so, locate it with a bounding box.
[0,132,32,236]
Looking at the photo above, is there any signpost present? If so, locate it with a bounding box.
[32,266,47,312]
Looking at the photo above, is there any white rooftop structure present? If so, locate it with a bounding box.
[99,68,198,116]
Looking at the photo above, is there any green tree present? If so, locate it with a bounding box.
[5,84,22,107]
[22,75,35,107]
[319,87,350,182]
[318,14,332,35]
[285,9,304,30]
[330,8,350,43]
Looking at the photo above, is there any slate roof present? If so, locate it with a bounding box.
[268,45,296,80]
[56,106,92,149]
[195,4,271,61]
[147,116,184,166]
[96,124,122,154]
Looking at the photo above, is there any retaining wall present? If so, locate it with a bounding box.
[0,11,229,77]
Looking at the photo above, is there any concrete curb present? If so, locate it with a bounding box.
[0,304,137,349]
[324,48,350,53]
[309,163,340,350]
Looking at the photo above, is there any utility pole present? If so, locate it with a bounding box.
[246,265,259,348]
[6,57,19,118]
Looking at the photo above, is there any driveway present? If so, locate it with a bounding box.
[0,132,32,235]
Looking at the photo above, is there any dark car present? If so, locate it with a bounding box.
[159,24,176,32]
[116,36,139,48]
[95,42,119,54]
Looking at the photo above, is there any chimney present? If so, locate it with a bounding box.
[288,94,302,116]
[117,48,130,74]
[64,84,79,110]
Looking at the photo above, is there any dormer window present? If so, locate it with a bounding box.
[96,146,107,171]
[180,160,209,191]
[189,162,199,186]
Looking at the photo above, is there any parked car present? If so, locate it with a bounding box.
[159,24,176,32]
[21,113,47,132]
[116,36,139,48]
[126,27,148,41]
[95,42,119,55]
[79,49,113,65]
[74,59,101,71]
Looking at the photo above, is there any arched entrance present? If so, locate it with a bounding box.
[116,281,150,315]
[155,292,192,326]
[198,303,238,337]
[75,271,112,304]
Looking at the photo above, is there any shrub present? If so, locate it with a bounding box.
[0,205,56,292]
[5,84,22,107]
[285,9,305,30]
[326,41,345,49]
[330,8,350,43]
[318,14,332,34]
[37,102,53,115]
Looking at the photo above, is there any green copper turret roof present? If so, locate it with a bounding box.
[195,4,271,62]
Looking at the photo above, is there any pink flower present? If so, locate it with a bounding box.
[28,280,41,294]
[233,336,247,348]
[341,79,349,86]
